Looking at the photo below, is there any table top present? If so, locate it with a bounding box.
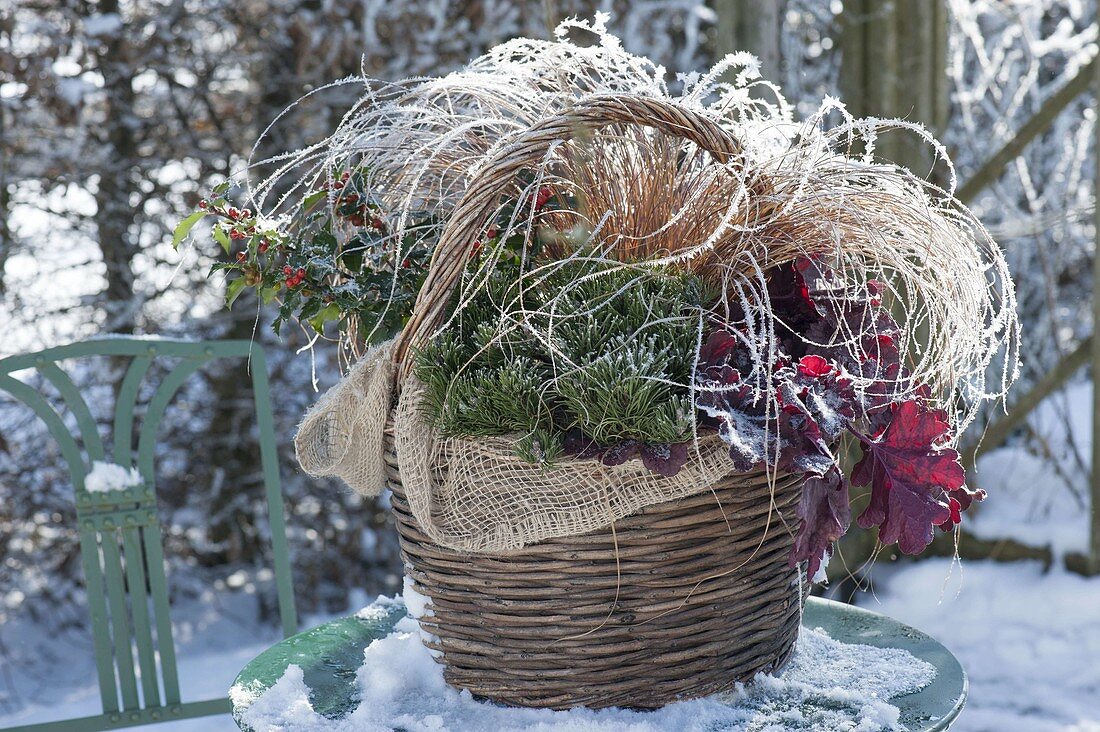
[232,596,966,731]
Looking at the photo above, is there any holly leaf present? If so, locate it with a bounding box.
[212,224,231,253]
[225,277,247,308]
[853,400,963,554]
[172,211,206,249]
[790,467,851,580]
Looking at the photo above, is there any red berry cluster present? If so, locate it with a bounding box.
[282,265,307,288]
[328,171,386,231]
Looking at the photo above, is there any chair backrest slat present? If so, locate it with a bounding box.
[77,527,122,714]
[0,338,298,731]
[140,522,182,706]
[98,528,141,710]
[121,524,161,708]
[38,362,106,461]
[249,349,299,638]
[0,375,87,489]
[136,358,209,484]
[113,356,152,466]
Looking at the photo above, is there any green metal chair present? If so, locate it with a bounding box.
[0,338,298,731]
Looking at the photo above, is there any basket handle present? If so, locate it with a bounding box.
[392,92,744,372]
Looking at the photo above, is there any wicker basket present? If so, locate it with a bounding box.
[385,94,807,710]
[386,439,805,709]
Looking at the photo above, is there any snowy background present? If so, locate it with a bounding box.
[2,1,1099,730]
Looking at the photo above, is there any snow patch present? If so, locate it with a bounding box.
[84,461,142,493]
[402,575,433,619]
[811,549,831,584]
[969,379,1092,558]
[237,596,934,732]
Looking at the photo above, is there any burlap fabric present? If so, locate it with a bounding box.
[294,340,397,496]
[295,339,738,553]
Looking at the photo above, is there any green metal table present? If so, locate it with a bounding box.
[232,597,966,731]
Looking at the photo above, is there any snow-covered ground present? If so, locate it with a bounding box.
[9,557,1098,732]
[967,381,1092,560]
[0,589,373,731]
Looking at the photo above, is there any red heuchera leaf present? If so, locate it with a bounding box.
[790,467,851,579]
[699,329,741,367]
[798,354,835,377]
[937,484,986,532]
[853,401,964,554]
[587,439,690,477]
[640,442,690,477]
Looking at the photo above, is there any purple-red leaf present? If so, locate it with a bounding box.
[600,440,641,467]
[936,484,986,532]
[640,442,690,477]
[853,401,964,555]
[790,467,851,579]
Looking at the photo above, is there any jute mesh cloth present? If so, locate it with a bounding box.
[392,380,738,552]
[294,340,397,496]
[294,343,738,552]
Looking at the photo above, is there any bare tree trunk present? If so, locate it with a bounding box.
[92,0,140,334]
[841,0,949,178]
[203,11,309,583]
[0,88,10,296]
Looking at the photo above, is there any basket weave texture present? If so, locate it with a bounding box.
[330,94,810,709]
[386,437,805,709]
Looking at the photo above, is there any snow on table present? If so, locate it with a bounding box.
[863,558,1100,732]
[232,596,936,732]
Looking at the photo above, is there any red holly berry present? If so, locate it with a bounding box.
[283,265,293,275]
[258,241,269,253]
[534,186,553,210]
[296,268,306,278]
[227,207,240,219]
[370,216,384,230]
[198,200,208,210]
[236,251,247,262]
[241,209,252,218]
[486,226,498,239]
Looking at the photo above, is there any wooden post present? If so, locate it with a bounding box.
[831,0,949,593]
[1091,20,1100,575]
[841,0,948,175]
[712,0,782,83]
